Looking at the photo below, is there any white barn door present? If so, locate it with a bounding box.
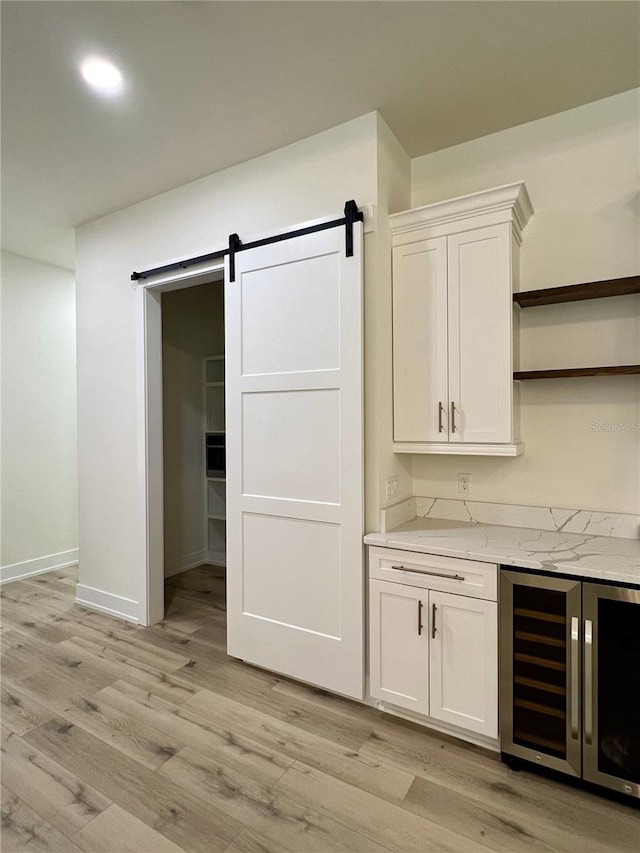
[225,220,364,699]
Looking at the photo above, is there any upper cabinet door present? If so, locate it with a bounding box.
[392,237,448,443]
[390,182,532,456]
[447,224,513,445]
[225,221,364,700]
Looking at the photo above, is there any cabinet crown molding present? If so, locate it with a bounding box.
[390,182,533,244]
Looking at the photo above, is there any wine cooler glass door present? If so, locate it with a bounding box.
[500,571,582,777]
[582,583,640,799]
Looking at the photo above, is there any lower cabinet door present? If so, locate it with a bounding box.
[429,590,498,737]
[369,579,429,715]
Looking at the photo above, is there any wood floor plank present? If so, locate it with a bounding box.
[0,583,71,617]
[5,659,117,717]
[24,718,244,853]
[275,762,493,853]
[360,721,639,827]
[403,774,640,853]
[184,687,413,804]
[3,564,638,853]
[93,680,283,766]
[166,565,225,591]
[1,683,56,735]
[59,691,184,770]
[72,803,188,853]
[187,619,227,651]
[270,673,386,727]
[162,594,216,634]
[99,678,410,806]
[165,581,226,609]
[1,726,111,837]
[56,621,195,673]
[183,665,373,751]
[158,744,291,823]
[222,830,299,853]
[22,573,82,598]
[158,747,394,853]
[1,784,84,853]
[55,635,201,705]
[1,630,63,680]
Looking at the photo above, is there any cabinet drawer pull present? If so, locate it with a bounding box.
[451,401,457,433]
[391,564,465,581]
[417,600,423,635]
[438,401,445,433]
[432,603,437,639]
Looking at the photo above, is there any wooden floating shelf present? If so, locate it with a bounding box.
[513,275,640,308]
[515,365,640,380]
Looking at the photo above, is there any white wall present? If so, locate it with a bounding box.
[364,115,412,531]
[162,281,223,576]
[410,91,640,514]
[1,251,78,581]
[76,113,379,613]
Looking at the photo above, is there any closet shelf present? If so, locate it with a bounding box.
[515,365,640,380]
[513,275,640,307]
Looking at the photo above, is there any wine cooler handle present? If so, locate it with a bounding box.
[570,616,579,740]
[584,619,593,745]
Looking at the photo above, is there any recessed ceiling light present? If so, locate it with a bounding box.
[80,57,123,93]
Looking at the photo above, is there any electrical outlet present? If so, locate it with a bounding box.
[458,473,470,494]
[385,476,399,500]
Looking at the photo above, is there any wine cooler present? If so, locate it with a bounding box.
[500,570,640,799]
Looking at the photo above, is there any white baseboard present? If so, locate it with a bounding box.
[75,584,140,624]
[0,549,79,586]
[205,550,226,568]
[164,549,209,578]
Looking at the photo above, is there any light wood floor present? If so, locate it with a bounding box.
[1,566,638,853]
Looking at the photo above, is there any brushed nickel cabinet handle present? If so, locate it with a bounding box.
[391,565,465,581]
[451,402,456,433]
[418,600,423,636]
[570,616,579,740]
[431,603,437,639]
[438,401,444,433]
[584,619,593,745]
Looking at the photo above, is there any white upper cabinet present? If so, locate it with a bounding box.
[391,183,533,456]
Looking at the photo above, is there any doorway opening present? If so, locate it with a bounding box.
[160,275,226,629]
[136,259,225,627]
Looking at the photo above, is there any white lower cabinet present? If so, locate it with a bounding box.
[368,547,498,739]
[429,590,497,736]
[369,580,430,715]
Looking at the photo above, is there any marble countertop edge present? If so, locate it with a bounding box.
[364,519,640,585]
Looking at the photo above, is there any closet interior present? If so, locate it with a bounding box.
[161,274,226,624]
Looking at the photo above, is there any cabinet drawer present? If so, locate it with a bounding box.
[368,546,497,601]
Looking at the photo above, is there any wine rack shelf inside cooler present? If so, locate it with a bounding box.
[512,585,568,758]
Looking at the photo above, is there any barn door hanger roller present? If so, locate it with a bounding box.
[131,200,364,283]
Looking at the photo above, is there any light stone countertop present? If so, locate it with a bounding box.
[364,518,640,586]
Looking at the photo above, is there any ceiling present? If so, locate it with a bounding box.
[2,1,639,270]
